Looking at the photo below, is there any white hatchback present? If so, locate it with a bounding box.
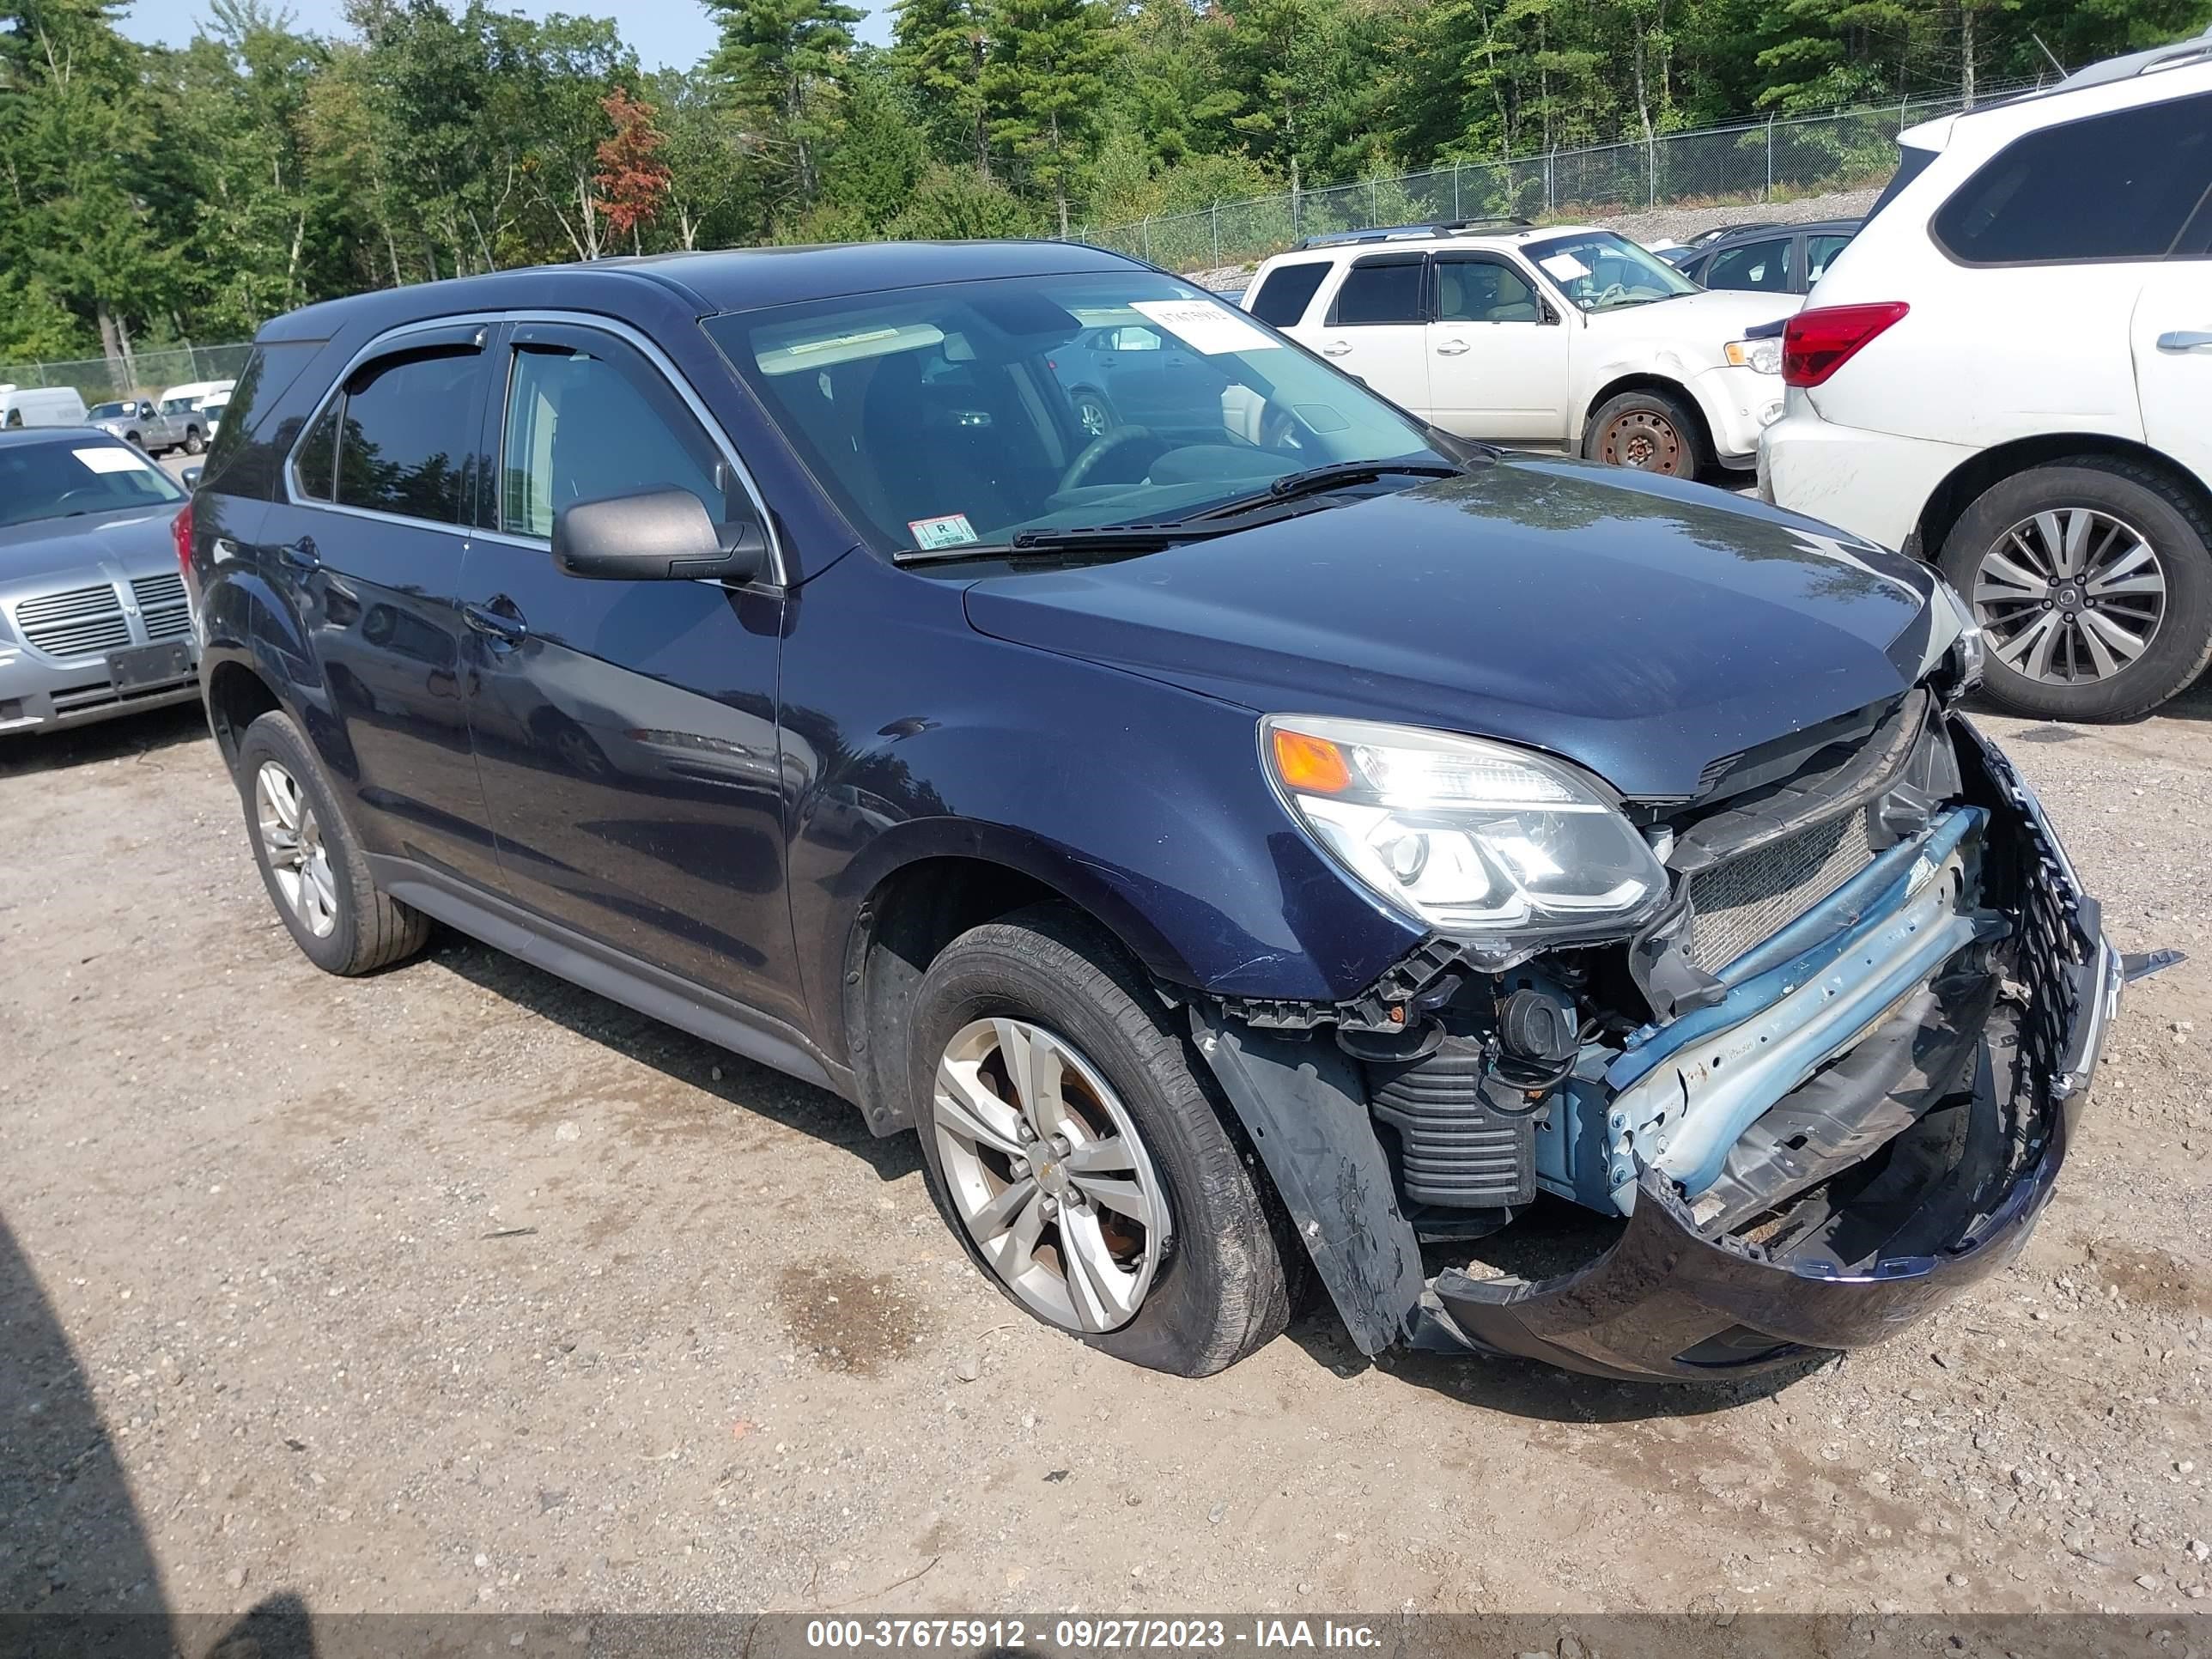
[1243,224,1794,477]
[1760,28,2212,720]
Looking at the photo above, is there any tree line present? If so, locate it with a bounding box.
[1,0,2203,376]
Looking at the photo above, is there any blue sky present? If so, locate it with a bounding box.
[117,0,893,63]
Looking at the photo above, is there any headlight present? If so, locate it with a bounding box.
[1262,715,1669,961]
[1725,338,1783,374]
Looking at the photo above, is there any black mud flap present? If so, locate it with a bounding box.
[1189,1006,1425,1356]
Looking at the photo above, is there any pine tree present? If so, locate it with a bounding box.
[890,0,994,174]
[707,0,865,213]
[979,0,1113,236]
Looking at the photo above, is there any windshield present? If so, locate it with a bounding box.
[0,436,185,528]
[707,270,1449,556]
[87,402,131,421]
[1522,232,1698,312]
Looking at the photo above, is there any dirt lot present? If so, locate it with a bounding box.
[3,674,2209,1624]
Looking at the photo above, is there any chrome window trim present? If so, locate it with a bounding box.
[281,309,788,585]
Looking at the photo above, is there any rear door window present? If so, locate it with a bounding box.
[1703,237,1795,293]
[1806,234,1854,284]
[331,346,482,523]
[1248,260,1331,326]
[1328,256,1427,325]
[1933,92,2212,264]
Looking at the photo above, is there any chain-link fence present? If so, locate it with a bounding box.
[1085,81,2049,271]
[0,342,255,405]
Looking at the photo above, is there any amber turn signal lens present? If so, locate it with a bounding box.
[1272,727,1352,794]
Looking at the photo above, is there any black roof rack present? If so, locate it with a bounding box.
[1291,217,1533,252]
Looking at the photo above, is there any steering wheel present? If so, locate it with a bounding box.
[1060,423,1155,492]
[1591,282,1630,308]
[51,486,105,511]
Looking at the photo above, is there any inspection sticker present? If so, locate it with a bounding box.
[72,447,143,474]
[1129,299,1279,356]
[908,512,979,550]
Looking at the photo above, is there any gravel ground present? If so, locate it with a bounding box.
[3,624,2209,1622]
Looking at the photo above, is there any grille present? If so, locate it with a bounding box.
[131,572,192,641]
[14,583,131,658]
[1687,808,1880,974]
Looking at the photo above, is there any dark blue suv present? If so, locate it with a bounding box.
[181,240,2121,1381]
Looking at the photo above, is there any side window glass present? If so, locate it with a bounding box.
[333,347,477,523]
[1328,258,1425,326]
[1807,234,1852,283]
[500,339,731,541]
[1704,238,1793,292]
[1248,261,1330,326]
[295,398,340,501]
[1934,93,2212,264]
[1436,260,1541,323]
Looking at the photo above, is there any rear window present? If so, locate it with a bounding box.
[1249,261,1330,326]
[1328,258,1425,325]
[1864,143,1937,228]
[1933,92,2212,264]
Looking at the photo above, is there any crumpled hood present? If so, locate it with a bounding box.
[1585,288,1796,343]
[963,459,1943,800]
[0,507,179,589]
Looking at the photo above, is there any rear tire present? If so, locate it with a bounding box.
[1938,459,2212,722]
[907,903,1296,1376]
[1583,388,1708,478]
[234,710,430,975]
[184,428,204,455]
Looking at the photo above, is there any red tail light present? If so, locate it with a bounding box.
[1782,302,1910,388]
[172,498,193,574]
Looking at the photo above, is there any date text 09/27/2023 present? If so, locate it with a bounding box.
[804,1617,1386,1650]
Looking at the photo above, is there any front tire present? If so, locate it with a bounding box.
[234,710,430,975]
[908,904,1295,1376]
[1939,459,2212,721]
[1583,388,1708,477]
[184,427,204,455]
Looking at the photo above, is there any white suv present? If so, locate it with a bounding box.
[1760,28,2212,720]
[1242,222,1796,476]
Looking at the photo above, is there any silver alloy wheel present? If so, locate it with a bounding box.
[1972,507,2167,686]
[1075,394,1111,441]
[931,1017,1170,1334]
[255,761,338,938]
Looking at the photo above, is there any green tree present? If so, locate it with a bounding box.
[707,0,864,216]
[890,0,992,173]
[980,0,1113,235]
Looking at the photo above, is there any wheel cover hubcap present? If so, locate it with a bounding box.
[255,761,338,938]
[1972,507,2166,687]
[1601,410,1683,473]
[931,1017,1170,1334]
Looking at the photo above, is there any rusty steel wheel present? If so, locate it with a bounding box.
[1584,389,1705,478]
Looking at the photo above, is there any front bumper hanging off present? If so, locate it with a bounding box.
[1196,719,2122,1381]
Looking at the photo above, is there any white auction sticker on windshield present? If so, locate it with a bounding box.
[1128,299,1279,356]
[1538,253,1590,282]
[908,512,977,550]
[73,447,143,474]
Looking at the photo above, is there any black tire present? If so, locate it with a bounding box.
[1938,459,2212,722]
[907,903,1297,1376]
[1071,388,1115,444]
[1583,386,1709,477]
[124,431,141,448]
[184,427,204,455]
[233,709,429,975]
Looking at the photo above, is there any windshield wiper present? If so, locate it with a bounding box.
[1182,459,1462,522]
[892,520,1229,566]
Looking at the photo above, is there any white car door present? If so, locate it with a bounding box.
[1425,252,1571,441]
[2134,263,2212,495]
[1307,253,1431,419]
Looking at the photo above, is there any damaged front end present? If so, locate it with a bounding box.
[1194,692,2122,1380]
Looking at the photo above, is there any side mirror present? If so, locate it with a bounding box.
[181,465,204,489]
[552,486,768,584]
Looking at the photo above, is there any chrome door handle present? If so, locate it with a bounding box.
[1321,340,1352,357]
[1435,339,1471,356]
[2157,330,2212,352]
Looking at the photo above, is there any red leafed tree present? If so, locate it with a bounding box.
[593,88,674,253]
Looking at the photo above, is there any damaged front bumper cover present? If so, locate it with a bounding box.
[1194,718,2123,1380]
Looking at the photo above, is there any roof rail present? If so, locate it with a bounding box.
[1291,216,1532,252]
[2042,23,2212,91]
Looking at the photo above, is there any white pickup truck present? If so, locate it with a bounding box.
[1243,222,1796,477]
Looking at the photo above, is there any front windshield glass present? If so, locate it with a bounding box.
[0,436,185,528]
[1522,232,1698,312]
[87,402,130,421]
[707,270,1448,556]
